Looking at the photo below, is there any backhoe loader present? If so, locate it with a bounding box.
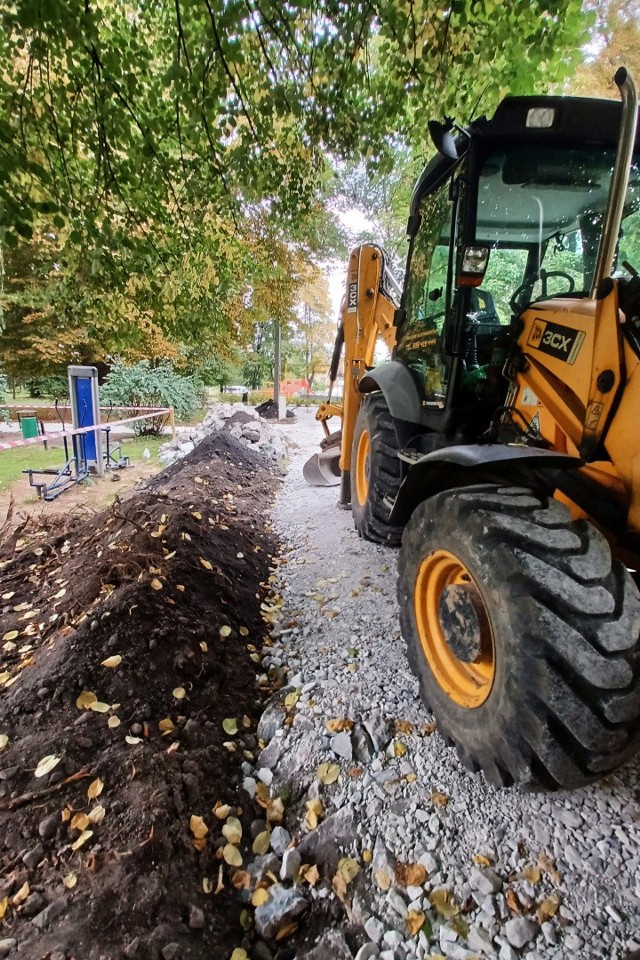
[305,68,640,789]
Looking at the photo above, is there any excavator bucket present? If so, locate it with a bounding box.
[303,431,342,486]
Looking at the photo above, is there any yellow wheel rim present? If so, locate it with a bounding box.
[414,549,495,708]
[355,429,371,507]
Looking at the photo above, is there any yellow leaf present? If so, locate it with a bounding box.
[71,830,94,851]
[87,777,104,799]
[2,630,18,642]
[230,950,249,960]
[362,849,372,864]
[213,802,231,819]
[299,863,320,886]
[172,687,186,700]
[536,893,561,923]
[193,837,207,852]
[88,804,106,825]
[0,897,7,919]
[522,864,542,884]
[219,625,232,637]
[252,830,271,855]
[284,691,299,710]
[537,853,561,883]
[407,909,426,936]
[325,718,353,733]
[0,733,8,751]
[222,718,238,735]
[252,888,270,907]
[71,812,90,831]
[53,588,66,599]
[12,882,29,905]
[266,797,284,823]
[305,797,323,830]
[190,815,209,839]
[223,844,243,866]
[191,511,202,520]
[1,592,14,599]
[76,691,97,709]
[429,888,461,918]
[125,736,142,745]
[316,762,340,785]
[101,655,122,668]
[473,854,492,867]
[108,716,121,729]
[34,754,60,779]
[89,701,110,713]
[239,627,249,636]
[395,719,414,735]
[202,878,213,894]
[200,641,208,652]
[222,817,242,845]
[150,578,163,591]
[336,857,359,884]
[159,718,175,735]
[394,741,407,757]
[63,872,78,889]
[374,870,392,891]
[200,558,212,570]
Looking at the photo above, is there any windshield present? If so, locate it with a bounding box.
[475,145,640,313]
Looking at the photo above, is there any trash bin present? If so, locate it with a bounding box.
[21,416,39,439]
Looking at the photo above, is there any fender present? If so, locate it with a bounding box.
[359,362,422,425]
[388,444,583,525]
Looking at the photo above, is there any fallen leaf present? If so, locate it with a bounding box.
[0,734,8,751]
[362,849,372,864]
[394,741,407,757]
[536,893,561,923]
[239,627,249,637]
[190,815,208,839]
[305,797,323,830]
[71,829,94,851]
[200,558,212,570]
[522,864,542,884]
[222,718,238,735]
[407,909,426,936]
[0,897,7,919]
[2,630,19,642]
[473,854,492,867]
[325,718,353,733]
[336,856,359,884]
[101,655,122,668]
[76,691,97,709]
[223,844,243,867]
[396,863,427,887]
[202,878,213,894]
[12,882,29,906]
[421,722,437,736]
[230,950,249,960]
[87,777,104,799]
[193,837,207,852]
[374,870,392,891]
[108,716,121,729]
[34,754,60,779]
[506,889,522,914]
[222,817,242,845]
[150,579,163,590]
[199,641,208,652]
[125,736,142,745]
[395,719,414,735]
[71,812,90,831]
[252,887,270,907]
[284,691,299,710]
[265,797,284,823]
[213,802,231,820]
[430,791,449,807]
[299,863,320,886]
[429,888,460,918]
[215,864,225,894]
[89,701,110,713]
[219,624,231,637]
[159,718,175,735]
[316,762,340,785]
[88,805,106,825]
[537,853,561,884]
[252,830,271,855]
[172,687,186,700]
[63,872,78,889]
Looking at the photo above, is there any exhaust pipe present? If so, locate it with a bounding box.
[591,67,638,298]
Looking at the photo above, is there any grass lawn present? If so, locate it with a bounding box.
[0,434,167,492]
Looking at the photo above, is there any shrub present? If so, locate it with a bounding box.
[101,360,202,436]
[27,375,69,400]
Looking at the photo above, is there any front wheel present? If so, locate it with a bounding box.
[350,393,404,546]
[397,484,640,789]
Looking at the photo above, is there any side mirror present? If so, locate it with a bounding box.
[458,246,490,287]
[428,119,458,160]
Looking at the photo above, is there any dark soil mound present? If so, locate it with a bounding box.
[255,400,295,421]
[0,433,279,960]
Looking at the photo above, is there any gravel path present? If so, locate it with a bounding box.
[255,409,640,960]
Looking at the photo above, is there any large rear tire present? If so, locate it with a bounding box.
[397,484,640,788]
[350,393,404,547]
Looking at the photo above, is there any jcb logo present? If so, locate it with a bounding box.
[527,319,585,365]
[347,281,358,312]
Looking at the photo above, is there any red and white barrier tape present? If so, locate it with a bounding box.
[0,408,173,452]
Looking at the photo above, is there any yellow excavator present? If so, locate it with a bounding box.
[305,68,640,789]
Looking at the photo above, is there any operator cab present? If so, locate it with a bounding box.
[394,94,640,445]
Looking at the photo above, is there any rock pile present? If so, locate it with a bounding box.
[159,402,290,466]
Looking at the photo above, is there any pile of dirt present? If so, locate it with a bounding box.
[254,400,296,421]
[0,432,281,960]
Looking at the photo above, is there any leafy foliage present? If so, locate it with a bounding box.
[100,360,202,434]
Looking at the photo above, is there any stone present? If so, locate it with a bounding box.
[22,892,47,917]
[382,930,403,949]
[270,826,291,856]
[355,947,380,960]
[22,843,45,870]
[297,805,355,875]
[352,724,374,764]
[469,867,502,895]
[161,945,180,960]
[386,887,408,917]
[257,700,286,744]
[365,917,385,944]
[38,813,60,841]
[32,898,66,930]
[254,884,308,938]
[504,917,537,949]
[468,926,494,954]
[258,738,284,770]
[123,938,140,957]
[564,935,584,952]
[280,847,302,881]
[363,712,392,753]
[188,905,205,929]
[301,929,352,959]
[331,731,353,761]
[0,941,17,958]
